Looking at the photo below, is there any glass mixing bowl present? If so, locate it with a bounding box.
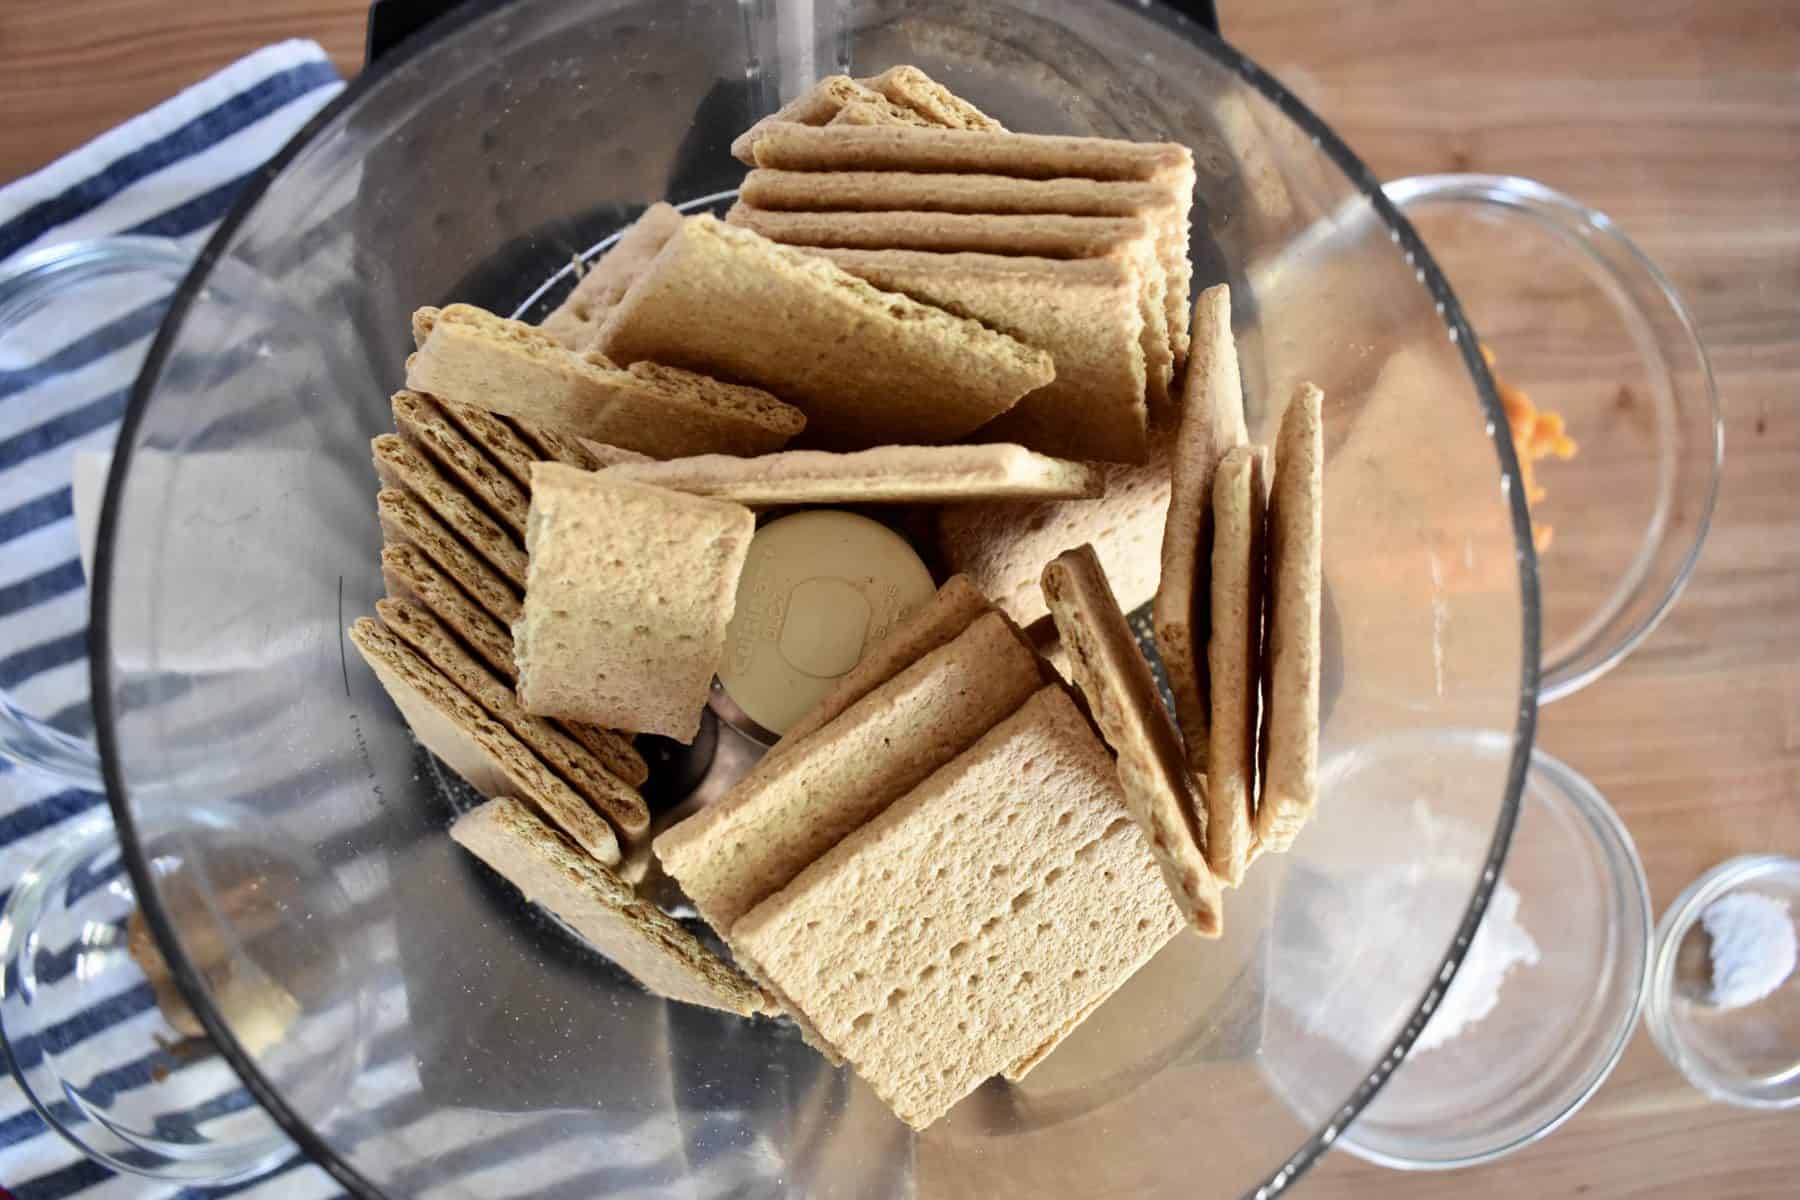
[1647,855,1800,1109]
[78,1,1540,1195]
[1387,175,1721,702]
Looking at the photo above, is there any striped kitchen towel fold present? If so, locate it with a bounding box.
[0,39,344,1200]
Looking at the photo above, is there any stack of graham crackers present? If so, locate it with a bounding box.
[720,75,1197,632]
[342,65,1326,1130]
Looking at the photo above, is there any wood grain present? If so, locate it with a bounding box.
[1231,1,1800,1196]
[0,0,365,183]
[1,1,1796,1197]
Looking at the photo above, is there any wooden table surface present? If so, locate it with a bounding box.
[2,1,1796,1197]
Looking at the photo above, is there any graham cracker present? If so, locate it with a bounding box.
[726,204,1146,259]
[436,397,540,491]
[381,541,513,678]
[398,394,657,562]
[451,797,769,1016]
[371,434,526,588]
[375,487,520,626]
[1256,383,1323,854]
[505,415,599,469]
[1002,992,1107,1083]
[742,170,1190,369]
[410,303,806,458]
[748,125,1191,183]
[938,428,1175,627]
[731,686,1183,1130]
[349,618,619,865]
[391,389,531,540]
[600,443,1100,506]
[815,248,1148,463]
[770,574,993,757]
[595,215,1053,449]
[541,202,685,350]
[1041,546,1222,935]
[515,464,754,743]
[731,76,936,164]
[653,611,1042,933]
[730,66,1001,164]
[727,207,1171,415]
[1207,445,1268,886]
[377,598,650,840]
[741,168,1170,217]
[864,65,1003,132]
[828,99,934,130]
[1153,284,1248,766]
[380,543,649,788]
[748,125,1196,367]
[505,416,650,473]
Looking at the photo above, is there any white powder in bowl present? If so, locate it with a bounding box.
[1414,881,1540,1053]
[1701,892,1796,1010]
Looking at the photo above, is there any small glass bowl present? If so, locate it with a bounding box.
[1385,175,1723,702]
[1336,739,1652,1168]
[0,818,296,1182]
[1645,855,1800,1109]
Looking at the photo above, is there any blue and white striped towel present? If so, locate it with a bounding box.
[0,40,345,1200]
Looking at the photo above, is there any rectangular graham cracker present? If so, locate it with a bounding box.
[864,65,1004,133]
[653,611,1043,933]
[726,204,1145,259]
[596,215,1053,449]
[1154,284,1248,767]
[816,248,1147,463]
[732,76,937,164]
[1256,383,1324,854]
[741,169,1174,218]
[1207,445,1268,886]
[598,443,1101,506]
[505,416,651,473]
[349,619,619,865]
[938,429,1175,627]
[770,574,994,757]
[370,434,527,588]
[540,202,685,350]
[381,541,515,678]
[451,797,769,1016]
[742,170,1189,369]
[505,415,599,470]
[515,464,754,743]
[725,207,1170,416]
[1041,546,1222,935]
[392,389,532,538]
[436,397,542,491]
[730,65,1001,164]
[377,598,651,840]
[748,124,1191,182]
[409,303,806,458]
[380,541,649,787]
[828,98,936,129]
[748,125,1196,367]
[731,686,1183,1130]
[375,487,521,626]
[1003,992,1108,1083]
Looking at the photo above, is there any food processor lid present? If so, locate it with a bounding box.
[90,4,1541,1198]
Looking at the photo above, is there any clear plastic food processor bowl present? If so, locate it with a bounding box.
[72,1,1539,1196]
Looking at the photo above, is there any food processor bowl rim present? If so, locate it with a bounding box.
[87,2,1542,1197]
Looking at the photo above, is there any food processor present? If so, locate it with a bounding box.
[1,0,1560,1195]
